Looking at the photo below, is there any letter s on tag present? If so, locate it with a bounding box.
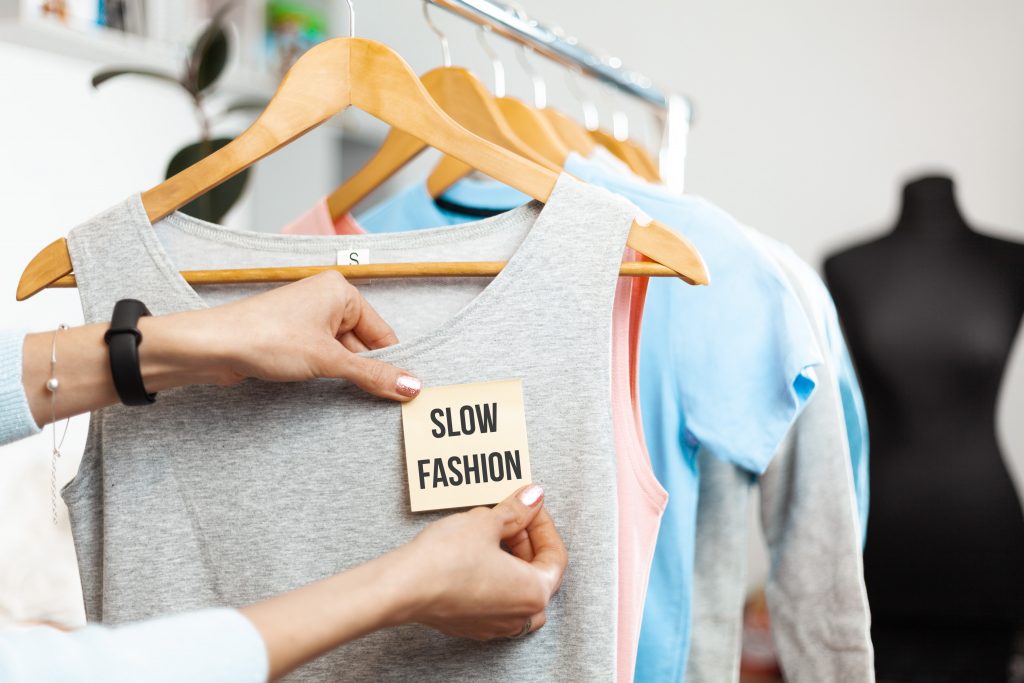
[338,249,370,265]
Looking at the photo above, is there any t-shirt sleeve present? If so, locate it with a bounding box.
[0,608,268,683]
[834,326,870,544]
[0,329,41,447]
[650,199,823,473]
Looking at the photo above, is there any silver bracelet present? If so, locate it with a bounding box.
[46,324,70,525]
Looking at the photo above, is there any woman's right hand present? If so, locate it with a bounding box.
[395,484,568,640]
[241,485,568,680]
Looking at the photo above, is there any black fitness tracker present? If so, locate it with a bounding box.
[104,299,157,406]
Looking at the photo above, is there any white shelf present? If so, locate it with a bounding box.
[0,14,277,99]
[0,11,388,140]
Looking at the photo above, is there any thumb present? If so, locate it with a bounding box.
[325,349,422,402]
[491,484,545,541]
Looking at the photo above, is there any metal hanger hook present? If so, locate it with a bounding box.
[597,82,629,140]
[612,110,629,140]
[566,69,600,131]
[476,25,506,97]
[516,45,547,108]
[421,1,452,67]
[504,2,546,108]
[344,0,354,38]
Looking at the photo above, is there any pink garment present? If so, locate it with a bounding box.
[616,255,665,683]
[284,199,667,682]
[281,201,360,236]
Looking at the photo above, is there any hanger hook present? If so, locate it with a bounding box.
[566,69,599,131]
[501,2,548,107]
[596,75,629,140]
[421,2,452,67]
[344,0,354,38]
[504,2,546,108]
[612,111,629,140]
[476,25,506,97]
[515,45,547,108]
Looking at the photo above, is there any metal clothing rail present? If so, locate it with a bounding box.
[426,0,692,192]
[426,0,688,114]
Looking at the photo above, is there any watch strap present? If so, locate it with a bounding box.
[104,299,156,406]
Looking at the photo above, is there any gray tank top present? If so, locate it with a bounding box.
[64,174,637,681]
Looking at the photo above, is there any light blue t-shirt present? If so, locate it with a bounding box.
[761,239,869,539]
[358,177,528,229]
[357,166,829,681]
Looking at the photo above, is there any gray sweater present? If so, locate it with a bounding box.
[686,237,874,682]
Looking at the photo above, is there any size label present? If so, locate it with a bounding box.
[401,379,532,512]
[337,248,370,265]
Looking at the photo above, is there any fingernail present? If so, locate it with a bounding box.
[396,375,422,398]
[518,484,543,507]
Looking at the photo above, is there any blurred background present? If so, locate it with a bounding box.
[1,0,1022,679]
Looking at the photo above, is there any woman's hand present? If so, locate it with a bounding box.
[242,485,569,680]
[22,272,421,427]
[397,484,567,640]
[160,271,421,401]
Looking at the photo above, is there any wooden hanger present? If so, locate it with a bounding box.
[426,96,577,198]
[624,139,662,181]
[543,105,666,184]
[18,38,708,301]
[493,97,571,166]
[541,108,596,156]
[421,3,557,203]
[326,65,557,220]
[431,97,586,190]
[418,13,582,197]
[590,129,659,182]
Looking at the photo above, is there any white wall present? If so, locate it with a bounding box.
[2,0,1024,623]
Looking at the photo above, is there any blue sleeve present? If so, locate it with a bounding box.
[808,272,870,546]
[0,608,268,683]
[836,332,870,545]
[0,329,41,447]
[639,199,823,474]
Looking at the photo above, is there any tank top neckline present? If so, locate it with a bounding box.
[119,173,598,364]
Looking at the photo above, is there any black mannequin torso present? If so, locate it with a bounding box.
[825,176,1024,680]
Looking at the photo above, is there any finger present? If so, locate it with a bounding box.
[525,506,568,593]
[528,610,546,633]
[339,331,368,354]
[348,291,400,350]
[490,484,545,540]
[322,348,422,401]
[506,612,544,638]
[503,528,534,562]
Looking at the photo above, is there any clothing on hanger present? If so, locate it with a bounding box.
[283,185,667,683]
[686,232,873,683]
[18,37,708,300]
[318,150,831,680]
[63,175,636,682]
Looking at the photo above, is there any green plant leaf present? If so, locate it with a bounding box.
[186,3,236,94]
[92,68,182,89]
[196,26,229,92]
[166,138,249,223]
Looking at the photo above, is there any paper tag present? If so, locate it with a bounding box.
[337,248,370,265]
[401,379,532,512]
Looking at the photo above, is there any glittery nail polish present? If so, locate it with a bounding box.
[396,375,422,398]
[518,484,544,507]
